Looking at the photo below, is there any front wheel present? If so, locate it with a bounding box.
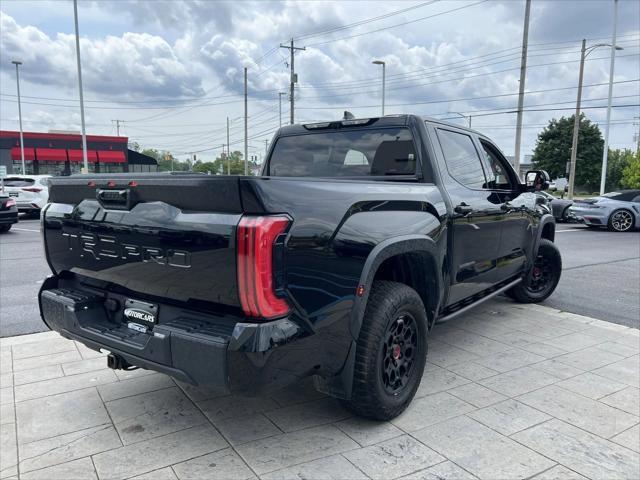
[507,239,561,303]
[608,209,635,232]
[341,281,428,420]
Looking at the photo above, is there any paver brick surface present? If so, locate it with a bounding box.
[1,298,639,479]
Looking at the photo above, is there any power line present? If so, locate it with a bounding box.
[293,1,441,41]
[296,50,639,101]
[296,78,640,110]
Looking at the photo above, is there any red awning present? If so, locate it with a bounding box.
[97,150,126,163]
[36,148,67,162]
[10,147,36,161]
[68,149,98,163]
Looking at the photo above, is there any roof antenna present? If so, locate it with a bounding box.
[343,111,355,120]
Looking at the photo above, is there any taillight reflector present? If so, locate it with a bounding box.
[237,215,290,319]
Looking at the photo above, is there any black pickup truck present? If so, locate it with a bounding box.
[39,115,561,419]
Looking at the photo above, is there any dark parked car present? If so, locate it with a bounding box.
[537,191,573,222]
[38,115,561,420]
[0,194,18,233]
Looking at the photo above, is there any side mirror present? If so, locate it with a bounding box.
[525,170,550,191]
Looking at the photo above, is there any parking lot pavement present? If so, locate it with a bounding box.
[545,224,640,328]
[0,297,638,480]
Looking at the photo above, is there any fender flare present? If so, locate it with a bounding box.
[531,214,556,261]
[349,234,441,340]
[315,234,441,400]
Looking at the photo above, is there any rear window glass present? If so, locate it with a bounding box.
[603,191,640,201]
[3,178,35,187]
[268,128,417,177]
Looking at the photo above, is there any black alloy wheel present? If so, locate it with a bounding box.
[342,281,428,420]
[380,312,418,394]
[506,239,561,303]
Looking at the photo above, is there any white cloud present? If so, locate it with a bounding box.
[0,11,204,99]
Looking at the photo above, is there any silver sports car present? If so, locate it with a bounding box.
[569,189,640,232]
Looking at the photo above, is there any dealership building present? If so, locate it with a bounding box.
[0,130,157,176]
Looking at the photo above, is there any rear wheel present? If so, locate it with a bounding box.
[608,209,634,232]
[341,281,428,420]
[0,225,11,233]
[507,239,561,303]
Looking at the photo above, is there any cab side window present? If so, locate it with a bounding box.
[479,140,514,190]
[436,129,486,189]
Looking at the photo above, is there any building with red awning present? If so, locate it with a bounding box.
[0,130,157,175]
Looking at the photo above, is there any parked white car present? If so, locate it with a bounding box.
[1,175,51,216]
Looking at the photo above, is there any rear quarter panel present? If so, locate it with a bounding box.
[240,177,447,332]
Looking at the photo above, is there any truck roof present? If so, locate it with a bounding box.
[278,114,481,136]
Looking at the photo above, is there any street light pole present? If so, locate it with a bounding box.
[372,60,386,116]
[568,40,623,200]
[278,92,286,128]
[244,67,248,176]
[73,0,88,173]
[600,0,619,195]
[11,60,25,175]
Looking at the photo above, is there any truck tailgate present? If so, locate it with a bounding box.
[43,174,244,308]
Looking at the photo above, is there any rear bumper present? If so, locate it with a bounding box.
[567,207,607,226]
[38,276,311,395]
[0,209,18,225]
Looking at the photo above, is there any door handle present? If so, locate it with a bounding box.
[454,203,473,215]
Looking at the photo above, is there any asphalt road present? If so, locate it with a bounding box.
[0,218,638,338]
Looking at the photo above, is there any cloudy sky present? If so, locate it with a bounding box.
[0,0,638,163]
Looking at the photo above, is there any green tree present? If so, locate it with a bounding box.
[532,114,604,192]
[192,151,259,175]
[621,151,640,189]
[605,148,635,192]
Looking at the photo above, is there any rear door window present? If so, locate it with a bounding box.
[436,129,486,189]
[268,128,417,177]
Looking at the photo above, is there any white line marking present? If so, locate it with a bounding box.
[11,228,40,232]
[556,229,588,233]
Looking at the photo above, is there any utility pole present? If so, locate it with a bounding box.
[599,0,619,195]
[278,92,286,128]
[226,116,230,175]
[244,67,248,175]
[11,60,25,175]
[513,0,531,179]
[73,0,88,173]
[568,39,587,200]
[280,38,306,124]
[112,119,123,136]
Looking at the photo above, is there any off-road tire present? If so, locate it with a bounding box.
[507,239,561,303]
[608,209,634,232]
[341,281,428,420]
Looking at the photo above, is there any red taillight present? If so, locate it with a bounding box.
[21,187,42,193]
[5,199,16,208]
[237,215,290,319]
